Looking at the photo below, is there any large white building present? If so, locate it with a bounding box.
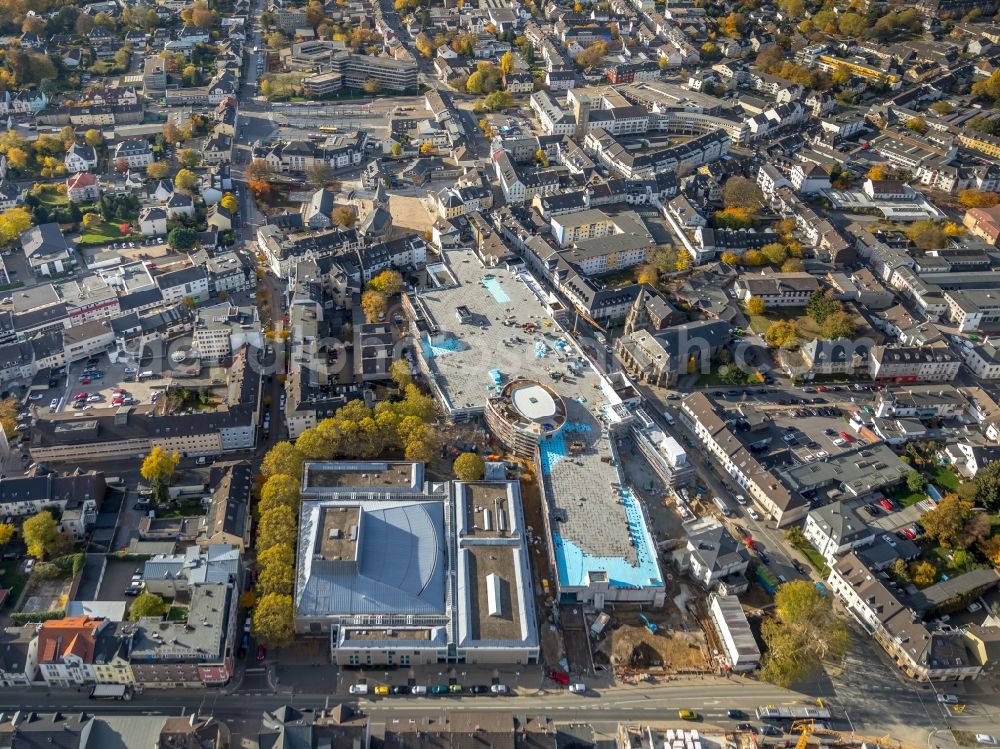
[294,462,540,666]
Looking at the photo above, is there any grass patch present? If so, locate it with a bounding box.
[167,606,189,622]
[0,563,28,608]
[888,484,926,509]
[747,308,822,340]
[952,731,983,747]
[931,465,959,491]
[79,220,128,246]
[792,540,830,575]
[923,546,981,580]
[158,498,207,518]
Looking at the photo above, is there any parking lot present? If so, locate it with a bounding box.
[96,558,144,603]
[52,353,171,415]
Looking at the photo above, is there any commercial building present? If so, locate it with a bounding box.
[406,249,665,607]
[294,462,539,665]
[485,379,567,458]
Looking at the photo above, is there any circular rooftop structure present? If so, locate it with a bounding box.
[485,379,567,458]
[510,382,558,423]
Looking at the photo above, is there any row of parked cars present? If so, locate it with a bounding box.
[349,683,511,696]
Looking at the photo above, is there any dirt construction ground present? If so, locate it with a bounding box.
[601,609,710,673]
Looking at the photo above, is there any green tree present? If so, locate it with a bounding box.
[906,470,926,494]
[84,129,103,147]
[177,148,200,168]
[295,427,336,460]
[484,90,513,110]
[500,50,516,75]
[257,543,294,573]
[167,226,197,249]
[759,580,850,687]
[259,474,301,515]
[253,593,295,648]
[920,494,991,550]
[361,290,387,323]
[257,505,298,555]
[806,289,840,325]
[147,160,171,179]
[891,558,910,583]
[820,311,856,340]
[722,176,764,211]
[761,242,787,266]
[466,70,485,93]
[958,189,1000,209]
[453,452,485,481]
[140,447,179,503]
[23,512,61,560]
[174,168,199,192]
[764,320,799,349]
[575,40,607,68]
[257,560,295,596]
[910,560,937,588]
[367,270,404,295]
[0,206,33,247]
[974,460,1000,511]
[129,591,168,620]
[261,442,305,479]
[390,142,403,157]
[390,359,413,389]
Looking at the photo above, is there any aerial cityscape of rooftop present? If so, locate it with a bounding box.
[0,0,999,746]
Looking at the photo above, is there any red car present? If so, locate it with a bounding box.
[256,644,266,662]
[113,388,127,394]
[817,385,828,392]
[902,527,917,540]
[111,398,124,406]
[74,392,88,400]
[81,378,91,385]
[545,669,569,686]
[838,432,854,443]
[879,497,894,511]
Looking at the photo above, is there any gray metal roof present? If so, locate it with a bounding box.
[297,501,447,618]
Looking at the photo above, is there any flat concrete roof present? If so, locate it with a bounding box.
[415,252,662,593]
[318,506,360,562]
[511,382,557,422]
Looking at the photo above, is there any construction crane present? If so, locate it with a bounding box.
[789,720,927,749]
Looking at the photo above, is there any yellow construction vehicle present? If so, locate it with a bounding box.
[789,720,928,749]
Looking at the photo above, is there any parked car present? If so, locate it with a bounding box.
[431,685,450,695]
[490,684,509,694]
[448,684,462,693]
[374,685,389,696]
[546,670,570,685]
[411,685,428,695]
[937,694,959,704]
[878,497,895,511]
[568,683,586,694]
[391,686,410,695]
[256,644,266,662]
[469,685,490,694]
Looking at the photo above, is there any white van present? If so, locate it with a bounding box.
[411,685,428,695]
[349,683,369,695]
